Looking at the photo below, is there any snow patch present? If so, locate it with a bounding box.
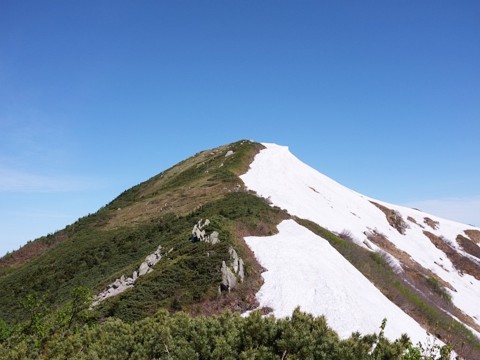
[245,220,431,343]
[240,142,480,329]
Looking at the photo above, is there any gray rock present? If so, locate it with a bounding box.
[93,245,163,306]
[229,247,239,273]
[225,150,234,157]
[221,261,237,292]
[192,219,220,244]
[145,254,158,267]
[192,219,208,242]
[138,261,150,276]
[206,231,220,244]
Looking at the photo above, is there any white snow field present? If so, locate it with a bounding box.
[245,219,430,343]
[240,143,480,335]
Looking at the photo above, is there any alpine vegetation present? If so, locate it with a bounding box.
[1,140,479,358]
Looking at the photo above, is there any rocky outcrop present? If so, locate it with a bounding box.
[229,247,245,282]
[221,261,237,292]
[189,219,244,292]
[93,245,162,306]
[220,246,245,292]
[191,219,209,242]
[190,219,220,244]
[205,231,220,245]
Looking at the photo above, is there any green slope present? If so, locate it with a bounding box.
[0,140,286,323]
[1,139,478,358]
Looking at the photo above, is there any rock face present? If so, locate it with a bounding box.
[190,219,220,244]
[191,219,210,242]
[93,245,162,306]
[221,261,237,292]
[229,247,245,282]
[205,231,220,245]
[220,246,245,292]
[225,150,234,157]
[190,219,244,292]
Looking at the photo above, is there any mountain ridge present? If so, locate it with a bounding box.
[1,140,480,358]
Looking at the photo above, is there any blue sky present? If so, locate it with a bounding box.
[1,1,479,256]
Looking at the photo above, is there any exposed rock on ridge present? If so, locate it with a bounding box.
[190,219,245,292]
[220,247,245,292]
[93,245,162,306]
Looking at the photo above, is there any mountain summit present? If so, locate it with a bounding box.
[241,143,480,346]
[1,140,479,357]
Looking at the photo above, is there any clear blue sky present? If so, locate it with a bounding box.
[1,1,479,256]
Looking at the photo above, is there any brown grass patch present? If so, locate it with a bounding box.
[407,216,417,225]
[424,217,439,230]
[370,201,409,234]
[366,230,480,337]
[104,181,231,229]
[366,230,454,291]
[465,229,480,245]
[104,141,263,230]
[456,235,480,260]
[407,216,424,228]
[424,231,480,281]
[0,232,68,271]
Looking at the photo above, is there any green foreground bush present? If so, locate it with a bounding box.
[0,303,450,360]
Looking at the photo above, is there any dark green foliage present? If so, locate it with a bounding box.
[0,319,11,343]
[0,188,282,325]
[97,192,285,322]
[0,218,181,323]
[0,140,265,322]
[0,305,451,360]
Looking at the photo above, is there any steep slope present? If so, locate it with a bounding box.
[0,140,284,323]
[1,140,479,358]
[245,219,430,343]
[241,143,480,355]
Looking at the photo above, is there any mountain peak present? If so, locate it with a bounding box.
[1,140,479,357]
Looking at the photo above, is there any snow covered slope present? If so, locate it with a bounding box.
[240,143,480,340]
[245,219,430,343]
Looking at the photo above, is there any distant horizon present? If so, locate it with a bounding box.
[1,1,479,256]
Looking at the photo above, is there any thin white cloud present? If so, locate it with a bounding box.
[0,167,96,193]
[403,197,480,228]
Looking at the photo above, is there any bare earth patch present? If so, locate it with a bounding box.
[407,216,424,228]
[0,232,68,271]
[424,231,480,281]
[456,235,480,260]
[465,229,480,245]
[370,201,409,234]
[365,230,480,346]
[424,217,439,230]
[366,230,454,291]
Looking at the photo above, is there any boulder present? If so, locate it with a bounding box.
[229,247,239,273]
[221,261,237,292]
[206,231,220,244]
[138,261,150,276]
